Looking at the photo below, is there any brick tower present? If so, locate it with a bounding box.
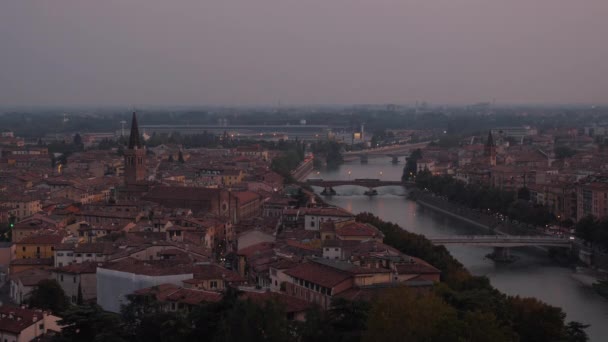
[124,112,146,185]
[484,130,496,166]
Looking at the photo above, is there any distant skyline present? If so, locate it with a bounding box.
[1,1,607,106]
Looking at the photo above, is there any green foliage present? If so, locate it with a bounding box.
[402,148,422,180]
[415,171,555,226]
[27,279,70,314]
[76,283,84,305]
[508,296,569,342]
[574,215,608,250]
[271,140,306,183]
[310,141,343,168]
[555,146,576,159]
[518,186,531,201]
[54,304,128,342]
[73,133,83,146]
[355,213,587,342]
[565,322,590,342]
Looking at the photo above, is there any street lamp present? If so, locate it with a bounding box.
[379,171,383,179]
[348,170,352,180]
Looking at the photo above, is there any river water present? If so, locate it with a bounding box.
[309,157,608,341]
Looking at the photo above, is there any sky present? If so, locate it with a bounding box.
[1,0,607,107]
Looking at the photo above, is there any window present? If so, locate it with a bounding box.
[58,262,63,267]
[86,254,92,257]
[76,254,82,257]
[57,253,64,257]
[310,221,315,227]
[22,247,25,252]
[39,323,44,331]
[334,248,339,251]
[210,280,218,289]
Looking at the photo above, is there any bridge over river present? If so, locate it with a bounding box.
[342,141,432,163]
[429,235,572,262]
[305,179,404,188]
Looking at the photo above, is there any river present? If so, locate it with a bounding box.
[308,157,608,341]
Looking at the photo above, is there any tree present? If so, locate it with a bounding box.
[76,282,84,305]
[54,304,128,342]
[364,286,459,342]
[73,133,83,146]
[565,321,590,342]
[518,187,531,201]
[555,146,576,159]
[27,279,69,314]
[402,148,422,180]
[508,296,570,342]
[178,150,185,163]
[575,215,598,246]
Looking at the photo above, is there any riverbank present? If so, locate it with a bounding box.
[410,191,537,236]
[290,156,314,182]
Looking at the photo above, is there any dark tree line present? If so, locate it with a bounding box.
[356,213,589,342]
[574,215,608,251]
[414,171,555,227]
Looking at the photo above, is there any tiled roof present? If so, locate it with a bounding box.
[0,307,47,334]
[284,262,352,289]
[231,191,260,204]
[10,258,53,266]
[99,258,195,276]
[9,269,52,286]
[335,222,382,238]
[143,186,224,201]
[133,284,222,304]
[18,234,64,245]
[191,264,244,282]
[237,242,276,257]
[53,261,101,274]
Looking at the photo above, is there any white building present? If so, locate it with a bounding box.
[96,259,194,313]
[303,207,353,231]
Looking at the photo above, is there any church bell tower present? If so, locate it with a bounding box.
[124,112,146,185]
[484,130,497,167]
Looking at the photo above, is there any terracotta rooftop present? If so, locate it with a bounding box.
[133,284,222,304]
[335,222,382,239]
[284,262,352,289]
[17,234,64,245]
[99,258,195,276]
[0,307,48,334]
[53,261,102,274]
[191,264,244,282]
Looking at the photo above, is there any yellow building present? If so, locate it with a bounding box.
[16,234,64,259]
[222,169,244,186]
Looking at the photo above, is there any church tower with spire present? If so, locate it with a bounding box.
[124,112,146,185]
[484,130,496,166]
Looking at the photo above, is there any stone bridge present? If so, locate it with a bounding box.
[304,179,404,189]
[429,235,572,248]
[342,141,432,163]
[429,235,572,262]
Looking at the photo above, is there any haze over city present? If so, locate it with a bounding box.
[1,0,608,107]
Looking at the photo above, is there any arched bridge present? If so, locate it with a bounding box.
[429,235,572,248]
[304,179,404,188]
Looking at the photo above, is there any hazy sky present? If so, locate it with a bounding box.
[1,0,607,106]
